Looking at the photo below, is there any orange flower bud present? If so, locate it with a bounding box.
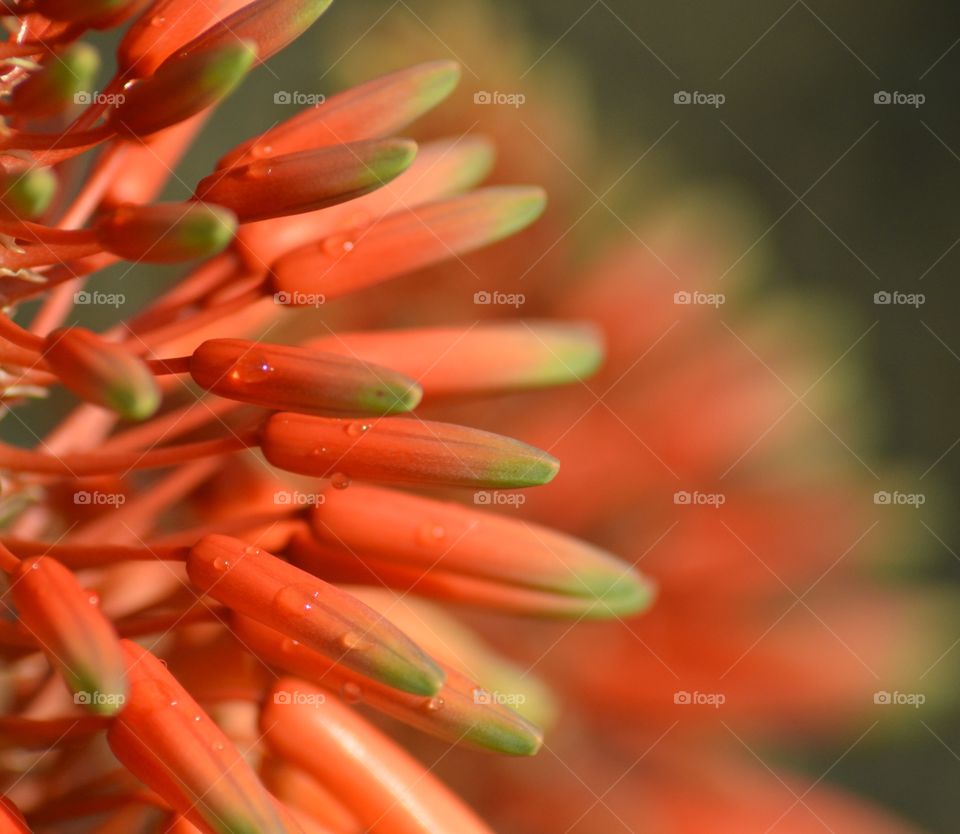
[306,322,604,397]
[167,0,334,66]
[9,42,100,118]
[220,60,460,168]
[189,339,422,415]
[187,535,444,695]
[109,41,255,138]
[259,413,559,488]
[43,328,160,420]
[94,202,237,263]
[262,679,495,834]
[9,556,127,714]
[34,0,140,25]
[269,186,546,301]
[195,139,417,223]
[302,483,653,618]
[235,614,543,756]
[107,641,298,834]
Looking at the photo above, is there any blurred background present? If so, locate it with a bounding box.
[38,0,960,829]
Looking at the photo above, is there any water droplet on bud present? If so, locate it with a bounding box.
[330,472,351,490]
[341,682,362,704]
[417,524,446,546]
[344,421,371,437]
[427,696,445,711]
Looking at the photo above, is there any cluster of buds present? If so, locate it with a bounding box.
[0,1,651,832]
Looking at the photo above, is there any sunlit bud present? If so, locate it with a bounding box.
[109,42,256,138]
[0,165,57,221]
[167,0,334,66]
[195,139,417,223]
[221,60,461,167]
[34,0,141,25]
[9,42,100,118]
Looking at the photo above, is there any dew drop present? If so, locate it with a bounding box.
[272,585,318,620]
[322,234,355,257]
[344,421,371,437]
[87,592,100,606]
[417,524,446,546]
[247,162,273,180]
[150,14,166,26]
[340,631,369,652]
[213,742,225,752]
[341,682,362,704]
[243,545,261,558]
[212,557,231,572]
[330,472,351,490]
[427,696,445,711]
[229,354,273,385]
[280,637,300,654]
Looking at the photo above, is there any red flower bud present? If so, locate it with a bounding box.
[259,413,559,488]
[94,201,237,263]
[220,60,460,168]
[109,41,256,138]
[107,641,298,834]
[189,338,422,415]
[187,535,444,696]
[9,556,127,714]
[43,327,161,420]
[269,186,546,301]
[166,0,334,66]
[195,139,417,223]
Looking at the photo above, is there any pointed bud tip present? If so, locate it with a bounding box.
[0,167,57,220]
